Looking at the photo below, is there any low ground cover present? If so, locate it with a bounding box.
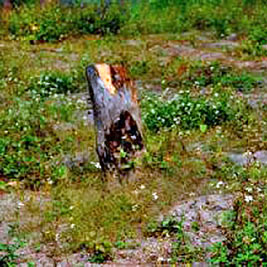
[0,7,266,263]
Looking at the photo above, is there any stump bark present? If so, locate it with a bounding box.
[86,64,144,174]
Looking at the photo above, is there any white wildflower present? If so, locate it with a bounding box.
[152,192,158,200]
[91,162,101,169]
[245,195,253,203]
[70,224,75,229]
[17,201,24,208]
[216,181,224,188]
[243,151,252,157]
[140,184,146,190]
[132,204,139,211]
[245,187,253,193]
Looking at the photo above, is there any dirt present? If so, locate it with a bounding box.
[0,191,234,265]
[111,194,233,264]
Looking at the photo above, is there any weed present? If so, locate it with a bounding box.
[210,164,267,264]
[0,238,25,266]
[141,88,249,132]
[6,3,124,42]
[146,215,184,237]
[165,60,261,93]
[28,70,79,98]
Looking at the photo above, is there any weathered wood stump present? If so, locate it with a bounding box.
[86,64,144,175]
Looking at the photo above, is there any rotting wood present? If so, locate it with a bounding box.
[86,63,145,175]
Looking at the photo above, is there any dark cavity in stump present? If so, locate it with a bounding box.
[86,63,144,174]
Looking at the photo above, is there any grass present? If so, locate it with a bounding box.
[0,0,266,49]
[0,2,266,264]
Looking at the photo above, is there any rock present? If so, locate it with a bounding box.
[226,33,238,41]
[228,150,267,166]
[199,52,224,60]
[62,151,92,169]
[201,41,238,50]
[169,194,233,247]
[254,151,267,165]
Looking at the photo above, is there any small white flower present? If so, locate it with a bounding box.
[216,181,224,188]
[243,151,252,157]
[245,195,253,203]
[214,93,219,97]
[91,162,101,169]
[140,184,145,190]
[69,206,74,210]
[132,204,139,211]
[152,192,158,200]
[17,201,24,208]
[56,233,60,241]
[245,187,253,193]
[70,224,75,229]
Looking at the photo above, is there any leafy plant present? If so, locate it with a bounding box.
[141,89,249,132]
[28,71,79,98]
[0,239,25,266]
[210,164,267,264]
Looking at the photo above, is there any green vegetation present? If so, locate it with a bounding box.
[210,164,267,264]
[0,0,266,264]
[0,238,25,266]
[0,0,266,48]
[5,3,123,42]
[141,89,249,132]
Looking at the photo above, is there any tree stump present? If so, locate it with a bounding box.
[86,64,145,175]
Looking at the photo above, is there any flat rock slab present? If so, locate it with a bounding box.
[168,194,234,247]
[228,150,267,166]
[112,194,234,264]
[200,41,239,50]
